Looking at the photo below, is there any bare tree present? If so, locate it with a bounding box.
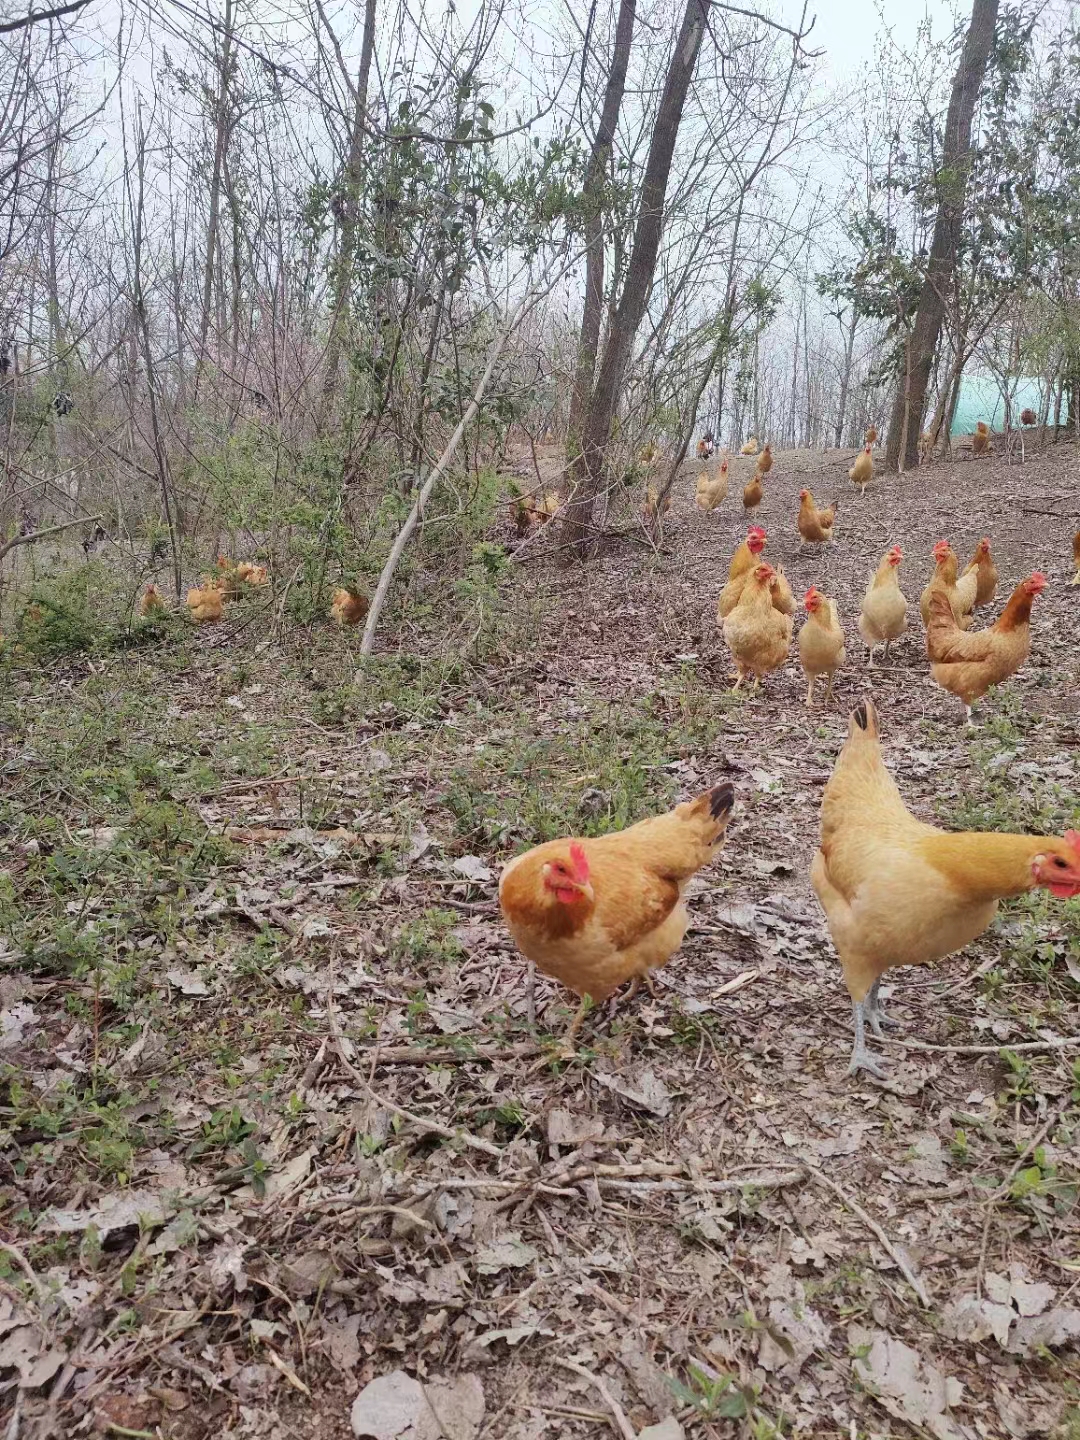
[885,0,999,472]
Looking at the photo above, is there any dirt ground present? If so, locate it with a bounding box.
[3,438,1080,1438]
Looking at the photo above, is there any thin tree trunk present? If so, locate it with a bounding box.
[193,0,235,404]
[566,0,636,450]
[835,307,857,446]
[563,0,707,556]
[885,0,999,472]
[320,0,377,422]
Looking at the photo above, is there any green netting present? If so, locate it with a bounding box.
[949,374,1046,436]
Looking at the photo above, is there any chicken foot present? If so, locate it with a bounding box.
[865,977,902,1037]
[848,998,889,1079]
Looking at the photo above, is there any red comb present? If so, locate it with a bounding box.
[568,842,590,884]
[1065,831,1080,857]
[1030,571,1047,585]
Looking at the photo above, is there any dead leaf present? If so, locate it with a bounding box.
[351,1369,484,1439]
[452,855,493,884]
[406,822,432,863]
[474,1234,538,1274]
[592,1066,673,1117]
[0,1326,66,1388]
[547,1108,605,1147]
[166,968,210,996]
[757,1298,829,1375]
[942,1294,1013,1348]
[323,1311,362,1372]
[851,1327,964,1440]
[42,1188,170,1236]
[637,1422,685,1440]
[1007,1307,1080,1354]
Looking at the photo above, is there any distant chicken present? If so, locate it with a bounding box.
[537,492,560,523]
[799,587,845,706]
[499,782,736,1044]
[695,458,729,512]
[848,444,873,495]
[643,484,671,536]
[812,699,1080,1076]
[864,424,878,446]
[971,420,991,455]
[696,433,715,461]
[331,587,369,627]
[919,430,933,464]
[920,541,975,629]
[740,437,759,457]
[756,443,773,476]
[187,583,224,624]
[858,546,907,664]
[139,583,166,618]
[640,439,660,465]
[963,538,997,609]
[742,471,763,511]
[797,489,835,544]
[513,493,538,536]
[717,527,766,618]
[927,574,1046,725]
[722,561,793,690]
[235,561,268,587]
[1072,530,1080,586]
[1020,408,1037,427]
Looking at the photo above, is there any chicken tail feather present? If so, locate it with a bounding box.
[850,698,877,737]
[707,781,736,821]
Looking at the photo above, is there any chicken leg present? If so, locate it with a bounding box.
[865,976,902,1037]
[848,998,888,1078]
[805,676,815,707]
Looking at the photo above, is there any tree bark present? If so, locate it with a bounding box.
[565,0,636,450]
[563,0,706,555]
[885,0,999,473]
[193,0,235,405]
[320,0,377,422]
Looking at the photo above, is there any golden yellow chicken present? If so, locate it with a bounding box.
[858,546,907,664]
[864,424,877,445]
[848,444,873,494]
[740,437,759,457]
[769,565,795,616]
[797,489,835,544]
[812,699,1080,1076]
[971,420,991,455]
[798,586,845,706]
[756,443,773,475]
[919,542,975,628]
[717,527,766,617]
[1072,530,1080,586]
[722,561,792,690]
[963,538,997,609]
[927,574,1046,725]
[187,584,224,624]
[536,493,559,523]
[643,483,671,525]
[330,587,370,627]
[695,458,729,512]
[235,561,268,587]
[513,494,538,536]
[139,583,166,618]
[742,472,763,511]
[499,782,736,1042]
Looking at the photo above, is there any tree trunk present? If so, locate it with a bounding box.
[193,0,235,405]
[885,0,999,473]
[320,0,377,422]
[563,0,706,555]
[566,0,636,450]
[834,307,857,447]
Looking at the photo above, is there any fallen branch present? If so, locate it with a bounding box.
[0,512,103,566]
[361,255,579,656]
[806,1167,930,1308]
[887,1035,1080,1055]
[361,1041,541,1067]
[556,1359,636,1440]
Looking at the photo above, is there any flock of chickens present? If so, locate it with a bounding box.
[138,558,370,630]
[498,426,1080,1077]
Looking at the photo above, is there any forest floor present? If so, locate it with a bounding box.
[4,437,1080,1439]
